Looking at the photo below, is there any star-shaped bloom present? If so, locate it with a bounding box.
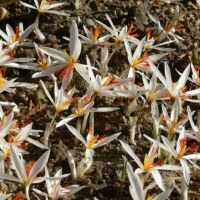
[20,0,68,16]
[95,14,129,43]
[66,124,121,179]
[160,99,189,137]
[0,146,50,200]
[145,127,200,185]
[124,37,166,75]
[150,61,200,103]
[0,23,35,46]
[78,24,110,45]
[148,9,184,47]
[32,20,89,80]
[141,72,168,104]
[33,166,85,199]
[66,124,121,159]
[127,161,174,200]
[40,78,75,114]
[120,140,182,191]
[81,56,131,98]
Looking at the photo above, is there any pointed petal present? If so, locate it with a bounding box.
[20,23,35,42]
[10,145,27,183]
[150,169,166,191]
[127,162,144,200]
[164,62,173,91]
[161,136,177,158]
[65,124,87,146]
[20,1,37,10]
[0,173,20,182]
[154,188,173,200]
[120,140,143,169]
[176,65,190,90]
[40,47,69,62]
[28,150,50,184]
[44,10,68,16]
[133,37,145,60]
[93,132,121,149]
[69,20,81,60]
[56,114,76,127]
[180,159,190,185]
[40,80,55,106]
[92,107,119,112]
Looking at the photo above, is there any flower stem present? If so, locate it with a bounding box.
[25,185,30,200]
[44,112,57,146]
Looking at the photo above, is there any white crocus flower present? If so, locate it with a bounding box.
[40,77,75,146]
[0,39,35,70]
[0,22,35,46]
[66,124,121,159]
[0,146,50,200]
[160,99,189,137]
[120,140,182,191]
[20,0,68,42]
[32,20,89,80]
[20,0,68,16]
[96,14,129,43]
[40,79,75,114]
[21,43,58,77]
[33,166,85,200]
[81,56,131,97]
[2,123,48,152]
[150,61,200,103]
[141,72,168,104]
[148,9,184,47]
[124,38,166,75]
[143,30,175,52]
[145,127,200,185]
[56,90,118,127]
[127,161,174,200]
[78,24,110,45]
[66,124,121,179]
[0,70,37,93]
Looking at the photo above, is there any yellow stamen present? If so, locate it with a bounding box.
[0,78,6,87]
[38,58,48,69]
[86,135,98,149]
[131,53,149,68]
[143,154,154,172]
[55,99,72,113]
[168,119,177,135]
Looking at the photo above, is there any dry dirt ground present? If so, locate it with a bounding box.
[0,0,200,199]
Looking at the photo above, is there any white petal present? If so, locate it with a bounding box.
[154,188,173,200]
[93,132,121,149]
[161,136,177,158]
[69,20,81,60]
[10,145,27,183]
[180,159,190,185]
[65,124,87,146]
[150,169,166,191]
[27,150,50,184]
[0,173,20,182]
[127,162,144,200]
[20,1,37,10]
[56,114,76,127]
[176,65,190,90]
[120,140,143,169]
[40,80,55,106]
